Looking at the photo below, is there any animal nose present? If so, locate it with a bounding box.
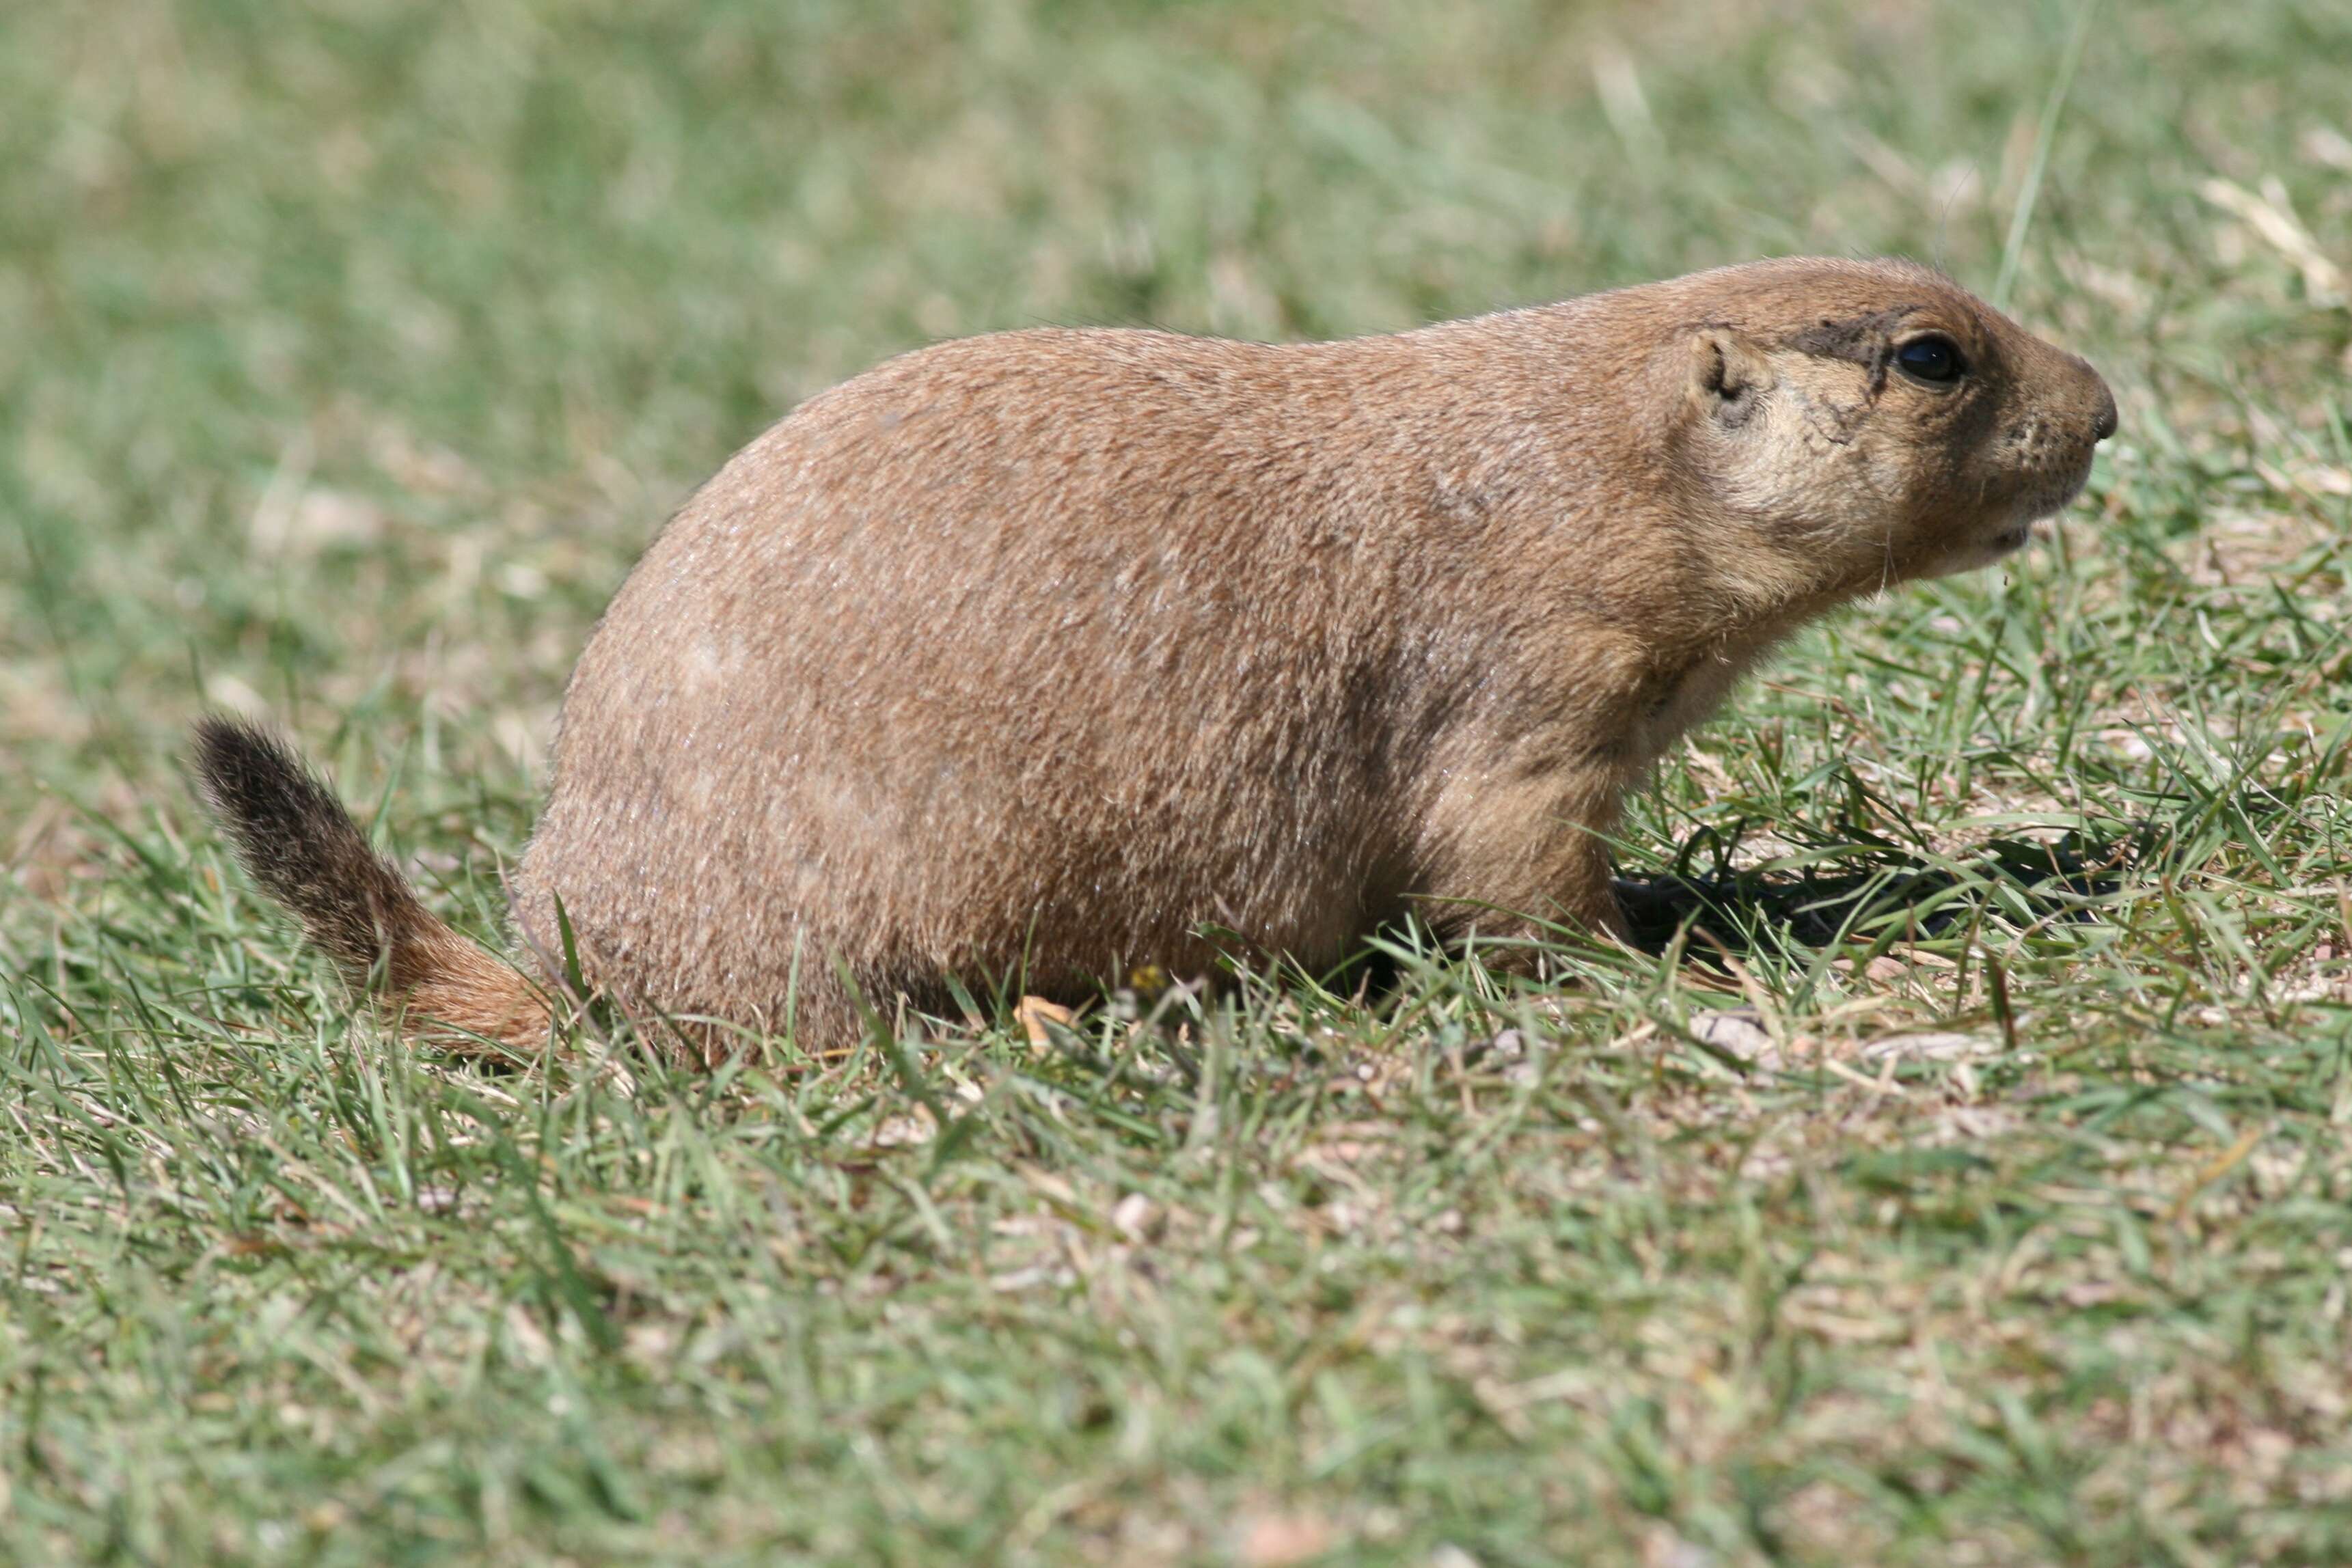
[2091,383,2118,443]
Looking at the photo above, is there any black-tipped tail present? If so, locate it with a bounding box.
[191,717,551,1051]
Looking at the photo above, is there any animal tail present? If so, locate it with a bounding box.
[190,716,554,1054]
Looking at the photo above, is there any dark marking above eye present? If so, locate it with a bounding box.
[1895,335,1964,383]
[1784,306,1918,367]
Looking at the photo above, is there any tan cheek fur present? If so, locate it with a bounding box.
[502,256,2111,1054]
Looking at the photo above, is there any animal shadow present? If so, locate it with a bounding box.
[1610,834,2122,956]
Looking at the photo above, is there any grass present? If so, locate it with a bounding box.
[7,0,2352,1561]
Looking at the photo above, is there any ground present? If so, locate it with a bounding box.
[6,0,2352,1563]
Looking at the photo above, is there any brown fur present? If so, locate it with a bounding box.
[197,257,2114,1060]
[191,719,551,1051]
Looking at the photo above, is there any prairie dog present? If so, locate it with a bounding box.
[197,257,2116,1058]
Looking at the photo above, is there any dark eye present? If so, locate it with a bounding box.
[1895,335,1964,384]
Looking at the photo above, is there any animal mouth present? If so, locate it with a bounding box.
[1982,456,2096,555]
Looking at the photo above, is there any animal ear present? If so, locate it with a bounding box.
[1687,329,1776,427]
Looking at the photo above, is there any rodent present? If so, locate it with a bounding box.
[195,256,2117,1060]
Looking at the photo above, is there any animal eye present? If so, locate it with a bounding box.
[1895,335,1964,384]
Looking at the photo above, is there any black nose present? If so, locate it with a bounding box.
[2091,383,2118,443]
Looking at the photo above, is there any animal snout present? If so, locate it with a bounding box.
[2090,378,2118,443]
[2070,355,2119,445]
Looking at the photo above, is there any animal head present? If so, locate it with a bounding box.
[1662,258,2117,594]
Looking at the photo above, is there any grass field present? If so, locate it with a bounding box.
[8,0,2352,1562]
